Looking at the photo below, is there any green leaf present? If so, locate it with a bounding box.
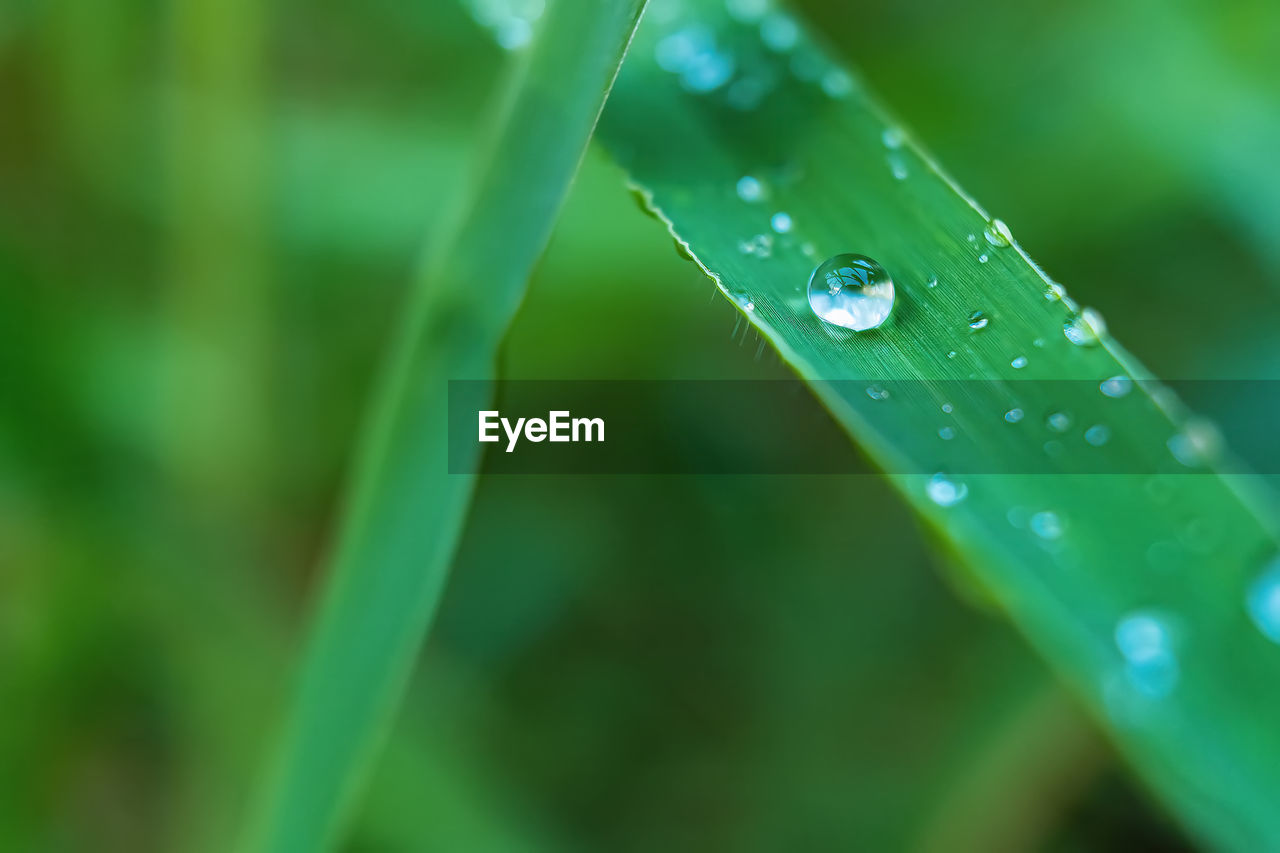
[596,3,1280,848]
[241,3,647,850]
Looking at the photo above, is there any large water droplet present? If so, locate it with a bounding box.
[1005,408,1024,423]
[926,473,967,507]
[807,254,895,330]
[1115,611,1180,698]
[1063,308,1107,346]
[1246,556,1280,645]
[968,311,989,331]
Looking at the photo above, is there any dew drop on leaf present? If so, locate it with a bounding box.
[926,473,967,507]
[1115,612,1180,698]
[807,254,895,331]
[1064,308,1107,346]
[1246,556,1280,645]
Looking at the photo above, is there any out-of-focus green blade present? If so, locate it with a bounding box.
[242,2,647,850]
[596,3,1280,848]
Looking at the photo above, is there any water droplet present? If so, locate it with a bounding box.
[926,473,967,507]
[938,426,956,440]
[1085,424,1111,446]
[1046,411,1072,432]
[967,311,989,331]
[808,254,895,331]
[978,253,989,264]
[1063,308,1107,347]
[966,233,977,243]
[946,350,957,359]
[983,219,1013,247]
[1011,355,1028,369]
[1246,556,1280,644]
[1167,419,1221,468]
[887,152,909,180]
[760,12,798,51]
[926,275,938,289]
[881,127,904,149]
[736,175,764,202]
[1100,375,1132,398]
[1115,612,1179,698]
[725,0,768,23]
[1029,511,1063,540]
[941,402,954,414]
[744,300,755,311]
[865,384,890,401]
[820,68,853,98]
[496,17,534,49]
[800,242,817,258]
[1032,337,1045,348]
[770,211,793,233]
[738,233,774,258]
[1044,283,1066,301]
[1005,407,1024,423]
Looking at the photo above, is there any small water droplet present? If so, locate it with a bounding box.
[978,253,989,264]
[887,152,908,180]
[1246,556,1280,645]
[881,127,904,149]
[808,254,895,331]
[759,11,799,51]
[820,68,854,98]
[926,275,938,289]
[865,384,889,401]
[967,311,989,331]
[983,219,1013,247]
[1032,337,1045,348]
[926,473,967,507]
[1084,424,1111,446]
[1011,355,1028,369]
[941,402,954,414]
[1100,375,1132,398]
[966,233,977,243]
[725,0,768,22]
[801,242,817,258]
[736,175,764,202]
[1046,411,1072,432]
[738,233,774,258]
[938,425,956,440]
[770,211,793,233]
[946,350,957,359]
[1043,283,1066,301]
[1167,419,1220,468]
[744,300,755,311]
[1115,612,1179,698]
[1005,407,1024,423]
[1029,511,1063,540]
[1063,308,1107,347]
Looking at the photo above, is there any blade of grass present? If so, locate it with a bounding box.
[596,3,1280,848]
[242,3,647,850]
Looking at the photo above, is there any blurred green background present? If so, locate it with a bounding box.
[2,0,1277,849]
